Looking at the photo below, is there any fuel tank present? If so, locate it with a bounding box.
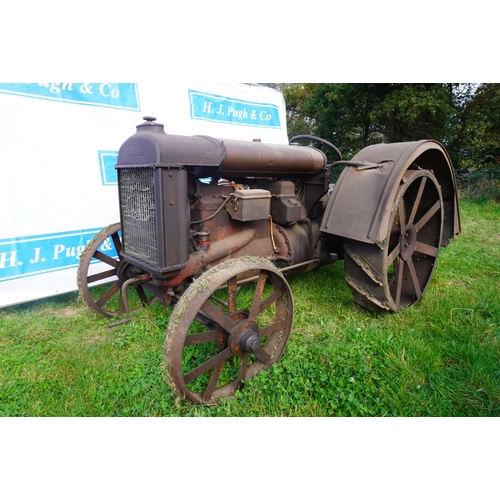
[116,116,327,178]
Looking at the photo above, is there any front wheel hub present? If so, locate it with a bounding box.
[239,329,261,353]
[229,320,260,356]
[117,259,138,283]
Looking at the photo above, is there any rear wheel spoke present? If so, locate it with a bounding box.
[415,241,439,257]
[415,200,441,232]
[407,258,422,300]
[387,242,401,266]
[409,177,427,224]
[398,199,406,233]
[395,261,404,307]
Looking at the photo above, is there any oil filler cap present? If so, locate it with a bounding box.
[137,116,164,129]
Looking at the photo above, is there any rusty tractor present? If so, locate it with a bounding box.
[78,116,460,404]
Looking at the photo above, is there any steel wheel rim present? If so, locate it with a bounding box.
[164,257,294,404]
[343,169,444,312]
[77,223,124,317]
[385,169,444,310]
[78,223,153,318]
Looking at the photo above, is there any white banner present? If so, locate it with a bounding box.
[0,83,288,307]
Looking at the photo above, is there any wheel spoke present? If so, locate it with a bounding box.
[258,318,287,339]
[78,223,128,318]
[202,359,226,402]
[409,177,427,224]
[135,285,149,307]
[249,271,267,319]
[415,241,439,257]
[201,300,238,334]
[227,276,238,313]
[415,200,441,232]
[93,250,120,268]
[395,261,404,307]
[253,347,271,364]
[210,295,228,308]
[96,282,120,307]
[407,258,422,300]
[398,199,406,233]
[184,348,231,384]
[238,353,249,381]
[184,329,219,346]
[111,232,122,254]
[257,284,286,315]
[87,268,118,284]
[387,242,401,266]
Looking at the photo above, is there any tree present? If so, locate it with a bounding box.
[282,83,459,159]
[447,83,500,171]
[370,84,456,143]
[280,82,500,199]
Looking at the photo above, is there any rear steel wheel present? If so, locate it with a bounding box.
[77,223,152,317]
[164,257,294,404]
[344,169,444,312]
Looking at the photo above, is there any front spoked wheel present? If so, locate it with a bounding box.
[77,223,153,317]
[164,257,294,404]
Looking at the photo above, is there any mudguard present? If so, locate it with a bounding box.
[320,140,460,246]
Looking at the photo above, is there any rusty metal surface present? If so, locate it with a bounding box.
[321,140,460,246]
[161,228,257,288]
[77,223,125,317]
[77,223,158,318]
[225,189,271,221]
[116,117,226,172]
[216,138,327,177]
[77,116,463,403]
[343,169,444,312]
[118,166,190,276]
[164,257,293,404]
[116,117,327,179]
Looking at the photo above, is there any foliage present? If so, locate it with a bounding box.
[449,83,500,171]
[281,83,500,191]
[283,84,455,156]
[456,166,500,203]
[0,200,498,417]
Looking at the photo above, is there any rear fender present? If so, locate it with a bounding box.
[320,140,460,246]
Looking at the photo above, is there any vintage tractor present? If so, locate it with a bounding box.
[78,116,460,404]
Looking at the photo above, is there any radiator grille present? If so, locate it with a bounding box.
[118,168,158,267]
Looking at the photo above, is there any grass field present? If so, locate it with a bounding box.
[0,199,499,416]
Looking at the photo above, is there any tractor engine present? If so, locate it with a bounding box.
[115,116,336,295]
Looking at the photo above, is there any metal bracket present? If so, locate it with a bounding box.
[331,159,394,171]
[108,274,151,328]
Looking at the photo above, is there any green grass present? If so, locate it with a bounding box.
[0,199,499,416]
